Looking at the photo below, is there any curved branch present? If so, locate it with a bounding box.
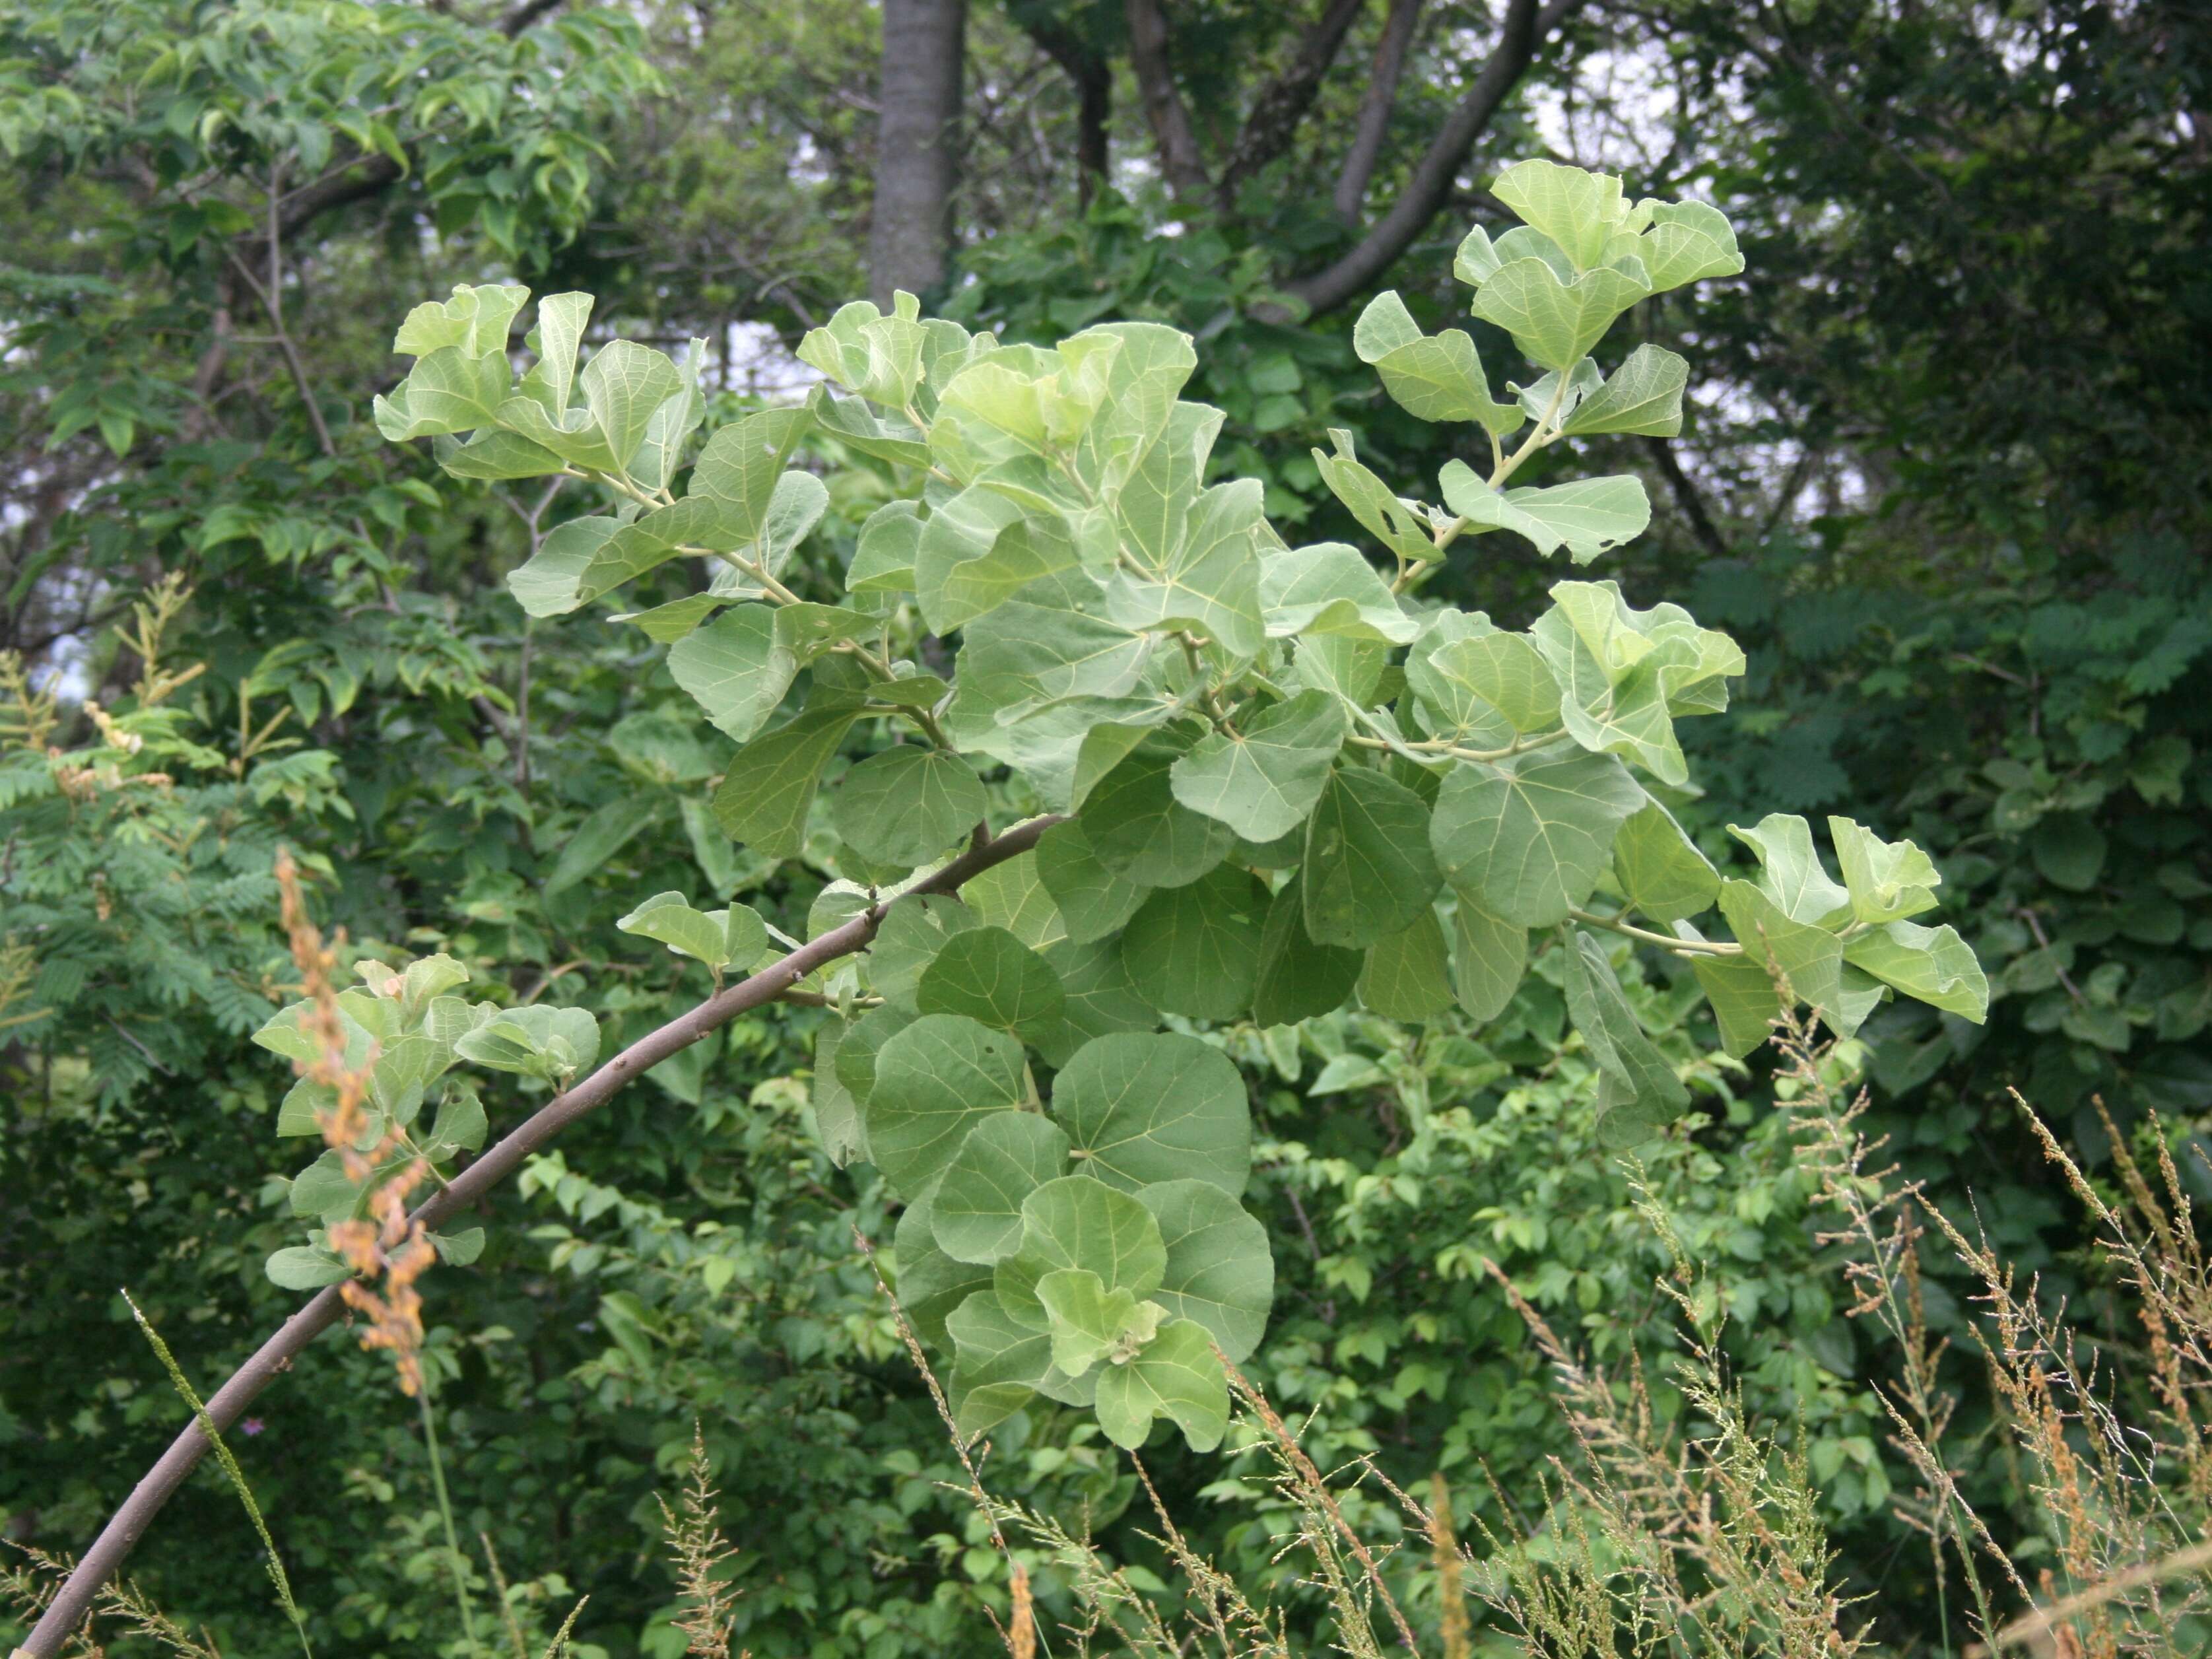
[18,813,1061,1659]
[1279,0,1582,318]
[1123,0,1212,202]
[1332,0,1424,222]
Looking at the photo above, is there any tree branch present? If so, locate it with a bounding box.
[1331,0,1424,222]
[16,814,1061,1659]
[1215,0,1370,207]
[1122,0,1212,202]
[1642,435,1729,560]
[1019,15,1112,201]
[1279,0,1582,318]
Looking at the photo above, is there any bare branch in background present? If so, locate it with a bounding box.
[1215,0,1370,207]
[1333,0,1424,222]
[1123,0,1213,203]
[1020,14,1113,203]
[1281,0,1584,318]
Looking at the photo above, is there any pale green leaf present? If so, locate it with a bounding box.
[1828,816,1943,925]
[1613,801,1720,922]
[1137,1179,1273,1363]
[1093,1317,1228,1452]
[579,339,683,472]
[1729,814,1855,928]
[1558,345,1689,438]
[1258,543,1419,644]
[1439,462,1651,563]
[666,603,797,742]
[1846,921,1988,1022]
[1450,898,1527,1023]
[1491,159,1633,270]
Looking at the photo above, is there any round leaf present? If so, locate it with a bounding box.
[864,1013,1029,1198]
[934,1111,1073,1264]
[1118,863,1268,1022]
[831,746,988,867]
[1052,1032,1251,1197]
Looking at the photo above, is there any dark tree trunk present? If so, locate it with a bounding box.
[870,0,968,306]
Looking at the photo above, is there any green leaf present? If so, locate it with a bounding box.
[933,1112,1073,1264]
[1558,345,1689,438]
[1036,1269,1160,1376]
[830,747,988,867]
[616,891,765,972]
[1302,766,1444,948]
[266,1246,352,1291]
[1245,877,1357,1028]
[506,516,620,618]
[1353,291,1522,435]
[1360,906,1455,1020]
[1259,543,1419,644]
[848,499,924,592]
[1639,201,1745,292]
[1035,821,1147,943]
[1118,863,1269,1022]
[1081,745,1236,888]
[1560,930,1689,1145]
[1137,1179,1273,1363]
[614,595,727,644]
[1169,691,1347,842]
[1828,816,1942,924]
[835,1003,916,1107]
[1430,749,1644,927]
[1728,814,1855,928]
[1450,898,1527,1023]
[1036,935,1160,1065]
[812,1021,871,1168]
[1439,463,1651,563]
[897,1194,993,1350]
[945,1289,1054,1437]
[1093,1317,1228,1452]
[1845,922,1989,1022]
[1105,477,1268,659]
[453,1005,601,1082]
[520,290,591,412]
[1529,582,1744,783]
[997,1175,1168,1330]
[1311,430,1434,566]
[1688,943,1786,1059]
[1491,159,1633,271]
[666,604,797,743]
[863,1013,1030,1198]
[1053,1032,1250,1197]
[916,926,1068,1040]
[1613,801,1720,922]
[378,345,512,437]
[960,852,1069,951]
[710,693,863,860]
[543,794,661,897]
[1408,623,1562,740]
[916,485,1081,632]
[430,1227,486,1268]
[1716,878,1848,1031]
[579,339,684,471]
[1470,257,1651,371]
[395,284,531,360]
[871,895,982,1012]
[436,428,567,481]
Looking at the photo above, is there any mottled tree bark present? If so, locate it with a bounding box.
[870,0,968,306]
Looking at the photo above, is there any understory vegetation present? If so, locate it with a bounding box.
[2,2,2206,1656]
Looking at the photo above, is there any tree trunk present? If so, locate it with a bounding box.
[870,0,968,306]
